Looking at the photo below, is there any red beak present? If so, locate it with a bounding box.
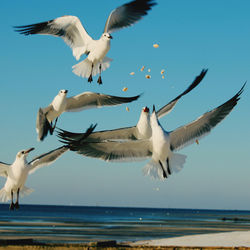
[143,107,149,113]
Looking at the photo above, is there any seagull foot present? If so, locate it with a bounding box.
[14,202,20,210]
[88,75,93,83]
[97,76,102,85]
[9,202,15,211]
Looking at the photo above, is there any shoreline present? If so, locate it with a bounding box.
[0,231,250,249]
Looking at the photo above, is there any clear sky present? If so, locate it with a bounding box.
[0,0,250,210]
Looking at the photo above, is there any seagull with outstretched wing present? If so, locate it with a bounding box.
[37,89,141,141]
[14,0,156,84]
[57,69,207,142]
[0,124,95,210]
[59,84,245,180]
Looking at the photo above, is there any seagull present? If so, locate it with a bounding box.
[58,83,245,180]
[0,124,95,210]
[14,0,156,84]
[36,90,141,141]
[57,69,207,142]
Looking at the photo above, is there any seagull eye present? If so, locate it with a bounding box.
[21,151,24,154]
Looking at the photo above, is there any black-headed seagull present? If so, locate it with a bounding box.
[58,84,245,180]
[14,0,156,84]
[0,124,95,210]
[57,69,207,142]
[37,90,140,141]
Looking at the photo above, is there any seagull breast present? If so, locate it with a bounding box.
[6,161,29,192]
[136,110,152,139]
[52,94,67,112]
[87,38,111,63]
[150,112,171,161]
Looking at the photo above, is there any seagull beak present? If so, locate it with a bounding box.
[65,90,68,94]
[109,35,113,39]
[143,106,150,113]
[24,147,35,154]
[152,105,156,112]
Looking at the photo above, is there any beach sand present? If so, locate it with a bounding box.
[130,230,250,248]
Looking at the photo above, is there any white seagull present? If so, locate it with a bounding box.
[59,84,245,180]
[0,124,95,210]
[14,0,156,84]
[37,90,141,141]
[57,69,207,142]
[0,147,67,210]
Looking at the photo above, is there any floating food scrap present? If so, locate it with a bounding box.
[126,107,130,112]
[122,87,128,92]
[153,43,159,48]
[161,69,165,75]
[145,75,151,79]
[140,66,145,72]
[195,139,199,145]
[148,68,151,72]
[130,72,135,75]
[162,75,165,79]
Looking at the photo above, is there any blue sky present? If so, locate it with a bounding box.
[0,0,250,210]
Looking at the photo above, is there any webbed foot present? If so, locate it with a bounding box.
[88,75,93,83]
[97,76,102,84]
[9,202,15,210]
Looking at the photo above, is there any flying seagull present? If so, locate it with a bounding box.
[0,147,67,210]
[0,125,95,210]
[36,90,141,141]
[58,83,245,180]
[14,0,156,84]
[57,69,207,142]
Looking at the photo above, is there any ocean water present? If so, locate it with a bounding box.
[0,204,250,243]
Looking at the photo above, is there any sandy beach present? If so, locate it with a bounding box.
[130,230,250,248]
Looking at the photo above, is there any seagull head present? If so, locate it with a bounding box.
[16,147,35,160]
[58,89,68,96]
[102,32,113,40]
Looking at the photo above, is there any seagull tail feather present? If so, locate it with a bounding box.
[169,153,187,173]
[143,160,166,180]
[20,186,34,198]
[72,57,112,78]
[143,153,187,180]
[36,108,52,141]
[0,188,10,202]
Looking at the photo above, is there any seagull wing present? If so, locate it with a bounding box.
[66,139,152,162]
[14,16,93,60]
[36,107,53,141]
[169,83,245,151]
[28,146,68,174]
[0,162,10,178]
[156,69,208,119]
[65,92,141,112]
[104,0,156,34]
[58,126,138,143]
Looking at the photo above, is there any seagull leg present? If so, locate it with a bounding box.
[49,122,54,135]
[159,160,167,178]
[88,63,94,83]
[9,190,15,210]
[97,64,102,84]
[51,117,58,135]
[167,158,171,175]
[14,188,20,210]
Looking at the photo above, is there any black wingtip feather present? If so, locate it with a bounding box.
[57,124,97,150]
